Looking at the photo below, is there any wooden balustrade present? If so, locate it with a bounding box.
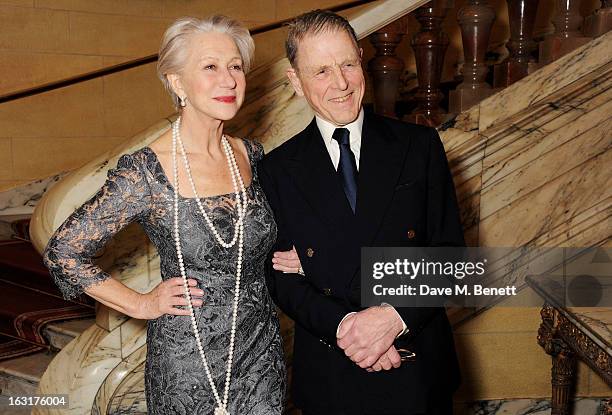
[367,17,408,118]
[405,0,452,126]
[539,0,591,64]
[448,0,497,113]
[364,0,610,124]
[583,0,612,37]
[494,0,540,87]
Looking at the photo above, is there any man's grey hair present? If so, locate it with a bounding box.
[157,15,255,109]
[285,9,359,68]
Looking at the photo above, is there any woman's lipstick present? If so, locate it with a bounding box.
[214,96,236,103]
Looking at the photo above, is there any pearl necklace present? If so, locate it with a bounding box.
[172,116,247,415]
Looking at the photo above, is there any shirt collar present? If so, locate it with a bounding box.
[315,108,364,146]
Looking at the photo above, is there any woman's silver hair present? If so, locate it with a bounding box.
[157,15,255,108]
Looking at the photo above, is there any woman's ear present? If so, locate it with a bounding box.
[167,73,185,100]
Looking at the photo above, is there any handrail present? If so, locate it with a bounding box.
[0,0,377,104]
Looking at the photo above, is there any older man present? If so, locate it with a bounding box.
[259,10,464,415]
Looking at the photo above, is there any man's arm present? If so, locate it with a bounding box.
[393,127,465,338]
[337,126,464,368]
[258,159,353,344]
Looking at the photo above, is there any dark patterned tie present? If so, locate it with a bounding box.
[332,128,358,213]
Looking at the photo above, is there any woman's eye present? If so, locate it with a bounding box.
[204,64,216,70]
[231,64,243,71]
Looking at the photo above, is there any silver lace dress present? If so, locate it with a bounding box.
[43,139,286,414]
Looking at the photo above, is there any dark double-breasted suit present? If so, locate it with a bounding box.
[258,111,464,414]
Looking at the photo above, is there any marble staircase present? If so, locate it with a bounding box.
[6,0,609,413]
[0,318,95,414]
[0,182,95,413]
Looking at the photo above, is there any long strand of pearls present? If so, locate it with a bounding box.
[175,120,247,247]
[172,116,246,415]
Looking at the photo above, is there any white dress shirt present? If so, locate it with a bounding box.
[313,110,409,339]
[315,109,363,171]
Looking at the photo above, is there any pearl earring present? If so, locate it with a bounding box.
[180,96,187,107]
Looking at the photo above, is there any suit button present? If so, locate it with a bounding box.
[323,288,332,296]
[407,229,416,239]
[306,248,315,257]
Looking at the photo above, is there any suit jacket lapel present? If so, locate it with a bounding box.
[357,113,411,246]
[283,120,356,233]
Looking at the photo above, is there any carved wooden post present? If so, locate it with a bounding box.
[583,0,612,37]
[539,0,591,64]
[368,18,407,118]
[449,0,496,114]
[550,347,576,415]
[405,0,452,127]
[494,0,540,87]
[537,305,577,415]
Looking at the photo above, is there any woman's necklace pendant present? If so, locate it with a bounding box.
[215,407,229,415]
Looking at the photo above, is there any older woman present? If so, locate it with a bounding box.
[43,15,286,415]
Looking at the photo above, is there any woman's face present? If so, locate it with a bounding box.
[172,32,246,121]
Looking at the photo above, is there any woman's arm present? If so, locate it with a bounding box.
[42,153,203,319]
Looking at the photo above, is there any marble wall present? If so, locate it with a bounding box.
[441,31,612,401]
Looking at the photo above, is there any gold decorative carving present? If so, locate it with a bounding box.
[537,303,612,415]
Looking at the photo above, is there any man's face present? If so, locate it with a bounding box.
[287,29,365,126]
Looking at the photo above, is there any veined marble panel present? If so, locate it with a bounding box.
[480,118,611,220]
[94,346,147,415]
[0,173,64,217]
[536,199,611,248]
[105,362,146,415]
[119,318,147,359]
[479,150,612,247]
[478,31,612,132]
[481,68,612,188]
[458,397,608,415]
[33,324,122,414]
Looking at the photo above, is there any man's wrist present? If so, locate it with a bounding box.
[336,312,357,337]
[380,303,408,337]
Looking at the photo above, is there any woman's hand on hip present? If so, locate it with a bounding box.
[135,277,204,319]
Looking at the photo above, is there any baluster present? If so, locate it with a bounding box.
[583,0,612,37]
[367,18,407,118]
[494,0,540,87]
[539,0,591,64]
[449,0,496,114]
[405,0,452,127]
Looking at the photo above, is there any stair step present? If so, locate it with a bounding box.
[43,318,95,351]
[0,240,48,278]
[0,318,93,414]
[0,350,56,397]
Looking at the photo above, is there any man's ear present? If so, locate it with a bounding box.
[286,67,304,97]
[359,47,363,59]
[167,73,185,100]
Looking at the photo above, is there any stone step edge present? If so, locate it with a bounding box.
[42,318,96,351]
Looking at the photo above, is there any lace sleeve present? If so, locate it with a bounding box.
[250,140,265,162]
[42,152,152,301]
